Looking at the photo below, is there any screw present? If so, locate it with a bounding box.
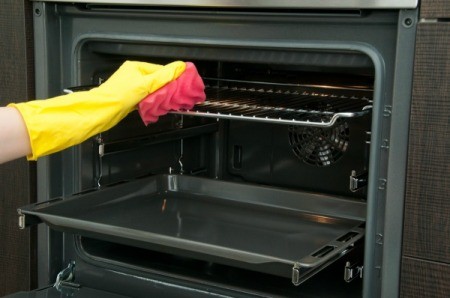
[403,18,413,27]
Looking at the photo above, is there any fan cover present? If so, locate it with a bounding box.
[288,121,350,167]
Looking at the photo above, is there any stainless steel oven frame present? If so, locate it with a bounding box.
[25,1,418,297]
[31,0,418,9]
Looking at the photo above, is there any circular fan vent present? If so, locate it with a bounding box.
[288,121,350,167]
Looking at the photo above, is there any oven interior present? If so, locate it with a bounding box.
[19,40,375,296]
[78,41,374,197]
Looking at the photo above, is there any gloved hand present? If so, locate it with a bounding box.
[8,60,186,160]
[138,62,206,125]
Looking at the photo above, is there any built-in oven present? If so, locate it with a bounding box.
[6,1,418,297]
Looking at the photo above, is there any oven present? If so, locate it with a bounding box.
[8,1,418,297]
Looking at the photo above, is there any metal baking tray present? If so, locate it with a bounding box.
[18,174,365,285]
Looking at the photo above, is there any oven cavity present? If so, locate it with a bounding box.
[34,45,373,289]
[75,42,374,196]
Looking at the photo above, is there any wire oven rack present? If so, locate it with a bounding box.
[171,79,373,127]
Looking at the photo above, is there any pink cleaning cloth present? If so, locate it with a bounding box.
[138,62,206,125]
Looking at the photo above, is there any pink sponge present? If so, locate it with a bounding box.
[138,62,206,125]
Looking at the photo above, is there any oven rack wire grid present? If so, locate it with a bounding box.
[171,78,373,128]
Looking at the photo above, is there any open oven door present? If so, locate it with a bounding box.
[3,259,132,298]
[4,286,129,298]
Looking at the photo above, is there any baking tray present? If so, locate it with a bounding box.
[18,174,365,285]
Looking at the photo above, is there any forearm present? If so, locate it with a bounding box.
[0,61,199,163]
[0,107,32,164]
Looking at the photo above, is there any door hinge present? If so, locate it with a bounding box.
[54,261,80,292]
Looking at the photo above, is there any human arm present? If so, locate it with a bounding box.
[2,60,186,163]
[0,107,32,164]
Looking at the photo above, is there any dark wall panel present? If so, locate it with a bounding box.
[0,0,36,295]
[400,257,450,298]
[400,10,450,297]
[402,23,450,263]
[420,0,450,19]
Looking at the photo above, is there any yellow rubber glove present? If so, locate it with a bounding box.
[8,61,186,160]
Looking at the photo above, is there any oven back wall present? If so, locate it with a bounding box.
[0,0,36,296]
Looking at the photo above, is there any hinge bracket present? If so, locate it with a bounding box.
[344,261,364,283]
[292,263,301,286]
[54,261,80,292]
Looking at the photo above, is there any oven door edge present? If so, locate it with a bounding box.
[3,286,129,298]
